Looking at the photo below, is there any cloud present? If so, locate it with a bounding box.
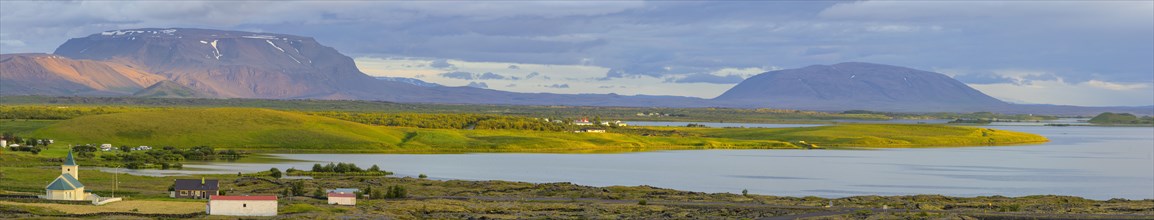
[466,81,488,88]
[507,65,519,69]
[970,79,1154,106]
[952,73,1058,86]
[666,73,746,84]
[524,72,540,79]
[505,84,516,87]
[543,84,570,89]
[477,72,506,80]
[1083,80,1150,91]
[429,59,454,68]
[439,71,476,80]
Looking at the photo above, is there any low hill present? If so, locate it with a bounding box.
[34,108,407,152]
[1088,112,1154,125]
[29,108,1048,153]
[715,62,1009,112]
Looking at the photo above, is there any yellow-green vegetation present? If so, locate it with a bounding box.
[24,108,1047,153]
[0,120,57,135]
[692,124,1048,147]
[34,108,407,152]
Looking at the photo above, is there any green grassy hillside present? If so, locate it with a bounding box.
[33,108,407,152]
[28,108,1048,153]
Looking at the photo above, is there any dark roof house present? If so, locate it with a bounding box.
[173,178,219,199]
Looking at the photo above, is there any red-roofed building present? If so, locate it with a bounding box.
[327,192,356,206]
[208,195,278,216]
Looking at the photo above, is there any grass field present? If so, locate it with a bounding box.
[0,200,204,214]
[12,108,1048,153]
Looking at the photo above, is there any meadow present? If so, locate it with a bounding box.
[7,108,1048,154]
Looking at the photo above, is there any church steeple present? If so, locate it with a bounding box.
[62,148,78,179]
[64,149,77,166]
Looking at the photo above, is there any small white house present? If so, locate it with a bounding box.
[1,139,6,148]
[207,195,278,216]
[100,144,112,150]
[327,192,356,206]
[133,146,152,151]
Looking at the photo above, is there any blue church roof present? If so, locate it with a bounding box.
[46,173,84,190]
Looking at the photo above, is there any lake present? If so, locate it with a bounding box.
[129,124,1153,200]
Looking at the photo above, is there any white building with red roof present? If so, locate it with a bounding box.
[327,192,356,206]
[207,195,278,216]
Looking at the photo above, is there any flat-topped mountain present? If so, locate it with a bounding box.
[52,28,399,99]
[716,62,1010,112]
[25,28,708,106]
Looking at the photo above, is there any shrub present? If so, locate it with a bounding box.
[269,168,282,179]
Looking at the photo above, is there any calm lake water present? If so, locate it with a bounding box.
[123,124,1153,200]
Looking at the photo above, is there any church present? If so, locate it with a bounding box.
[45,149,90,201]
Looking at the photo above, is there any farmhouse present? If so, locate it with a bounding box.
[207,195,278,216]
[172,178,219,199]
[44,150,90,201]
[327,192,356,206]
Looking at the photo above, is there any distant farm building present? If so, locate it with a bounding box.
[207,195,278,216]
[327,192,356,206]
[573,118,594,126]
[172,178,219,199]
[577,128,606,133]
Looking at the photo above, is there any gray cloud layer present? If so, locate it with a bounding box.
[1,1,1151,85]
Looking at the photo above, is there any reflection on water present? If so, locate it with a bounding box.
[113,124,1153,200]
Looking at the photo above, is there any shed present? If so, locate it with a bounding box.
[327,192,356,206]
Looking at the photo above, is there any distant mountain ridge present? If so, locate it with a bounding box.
[1,28,1149,115]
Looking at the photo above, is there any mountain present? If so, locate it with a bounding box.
[715,62,1011,112]
[5,28,1147,114]
[39,28,708,107]
[53,28,406,99]
[133,80,213,98]
[0,53,165,96]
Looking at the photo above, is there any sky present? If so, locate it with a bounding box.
[1,1,1151,106]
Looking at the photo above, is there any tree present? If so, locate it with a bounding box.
[290,181,305,196]
[120,145,131,153]
[313,187,325,198]
[312,163,324,172]
[363,187,374,199]
[269,168,282,179]
[368,164,381,172]
[742,189,749,197]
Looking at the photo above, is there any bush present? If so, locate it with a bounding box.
[418,174,427,179]
[638,200,648,205]
[269,168,282,179]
